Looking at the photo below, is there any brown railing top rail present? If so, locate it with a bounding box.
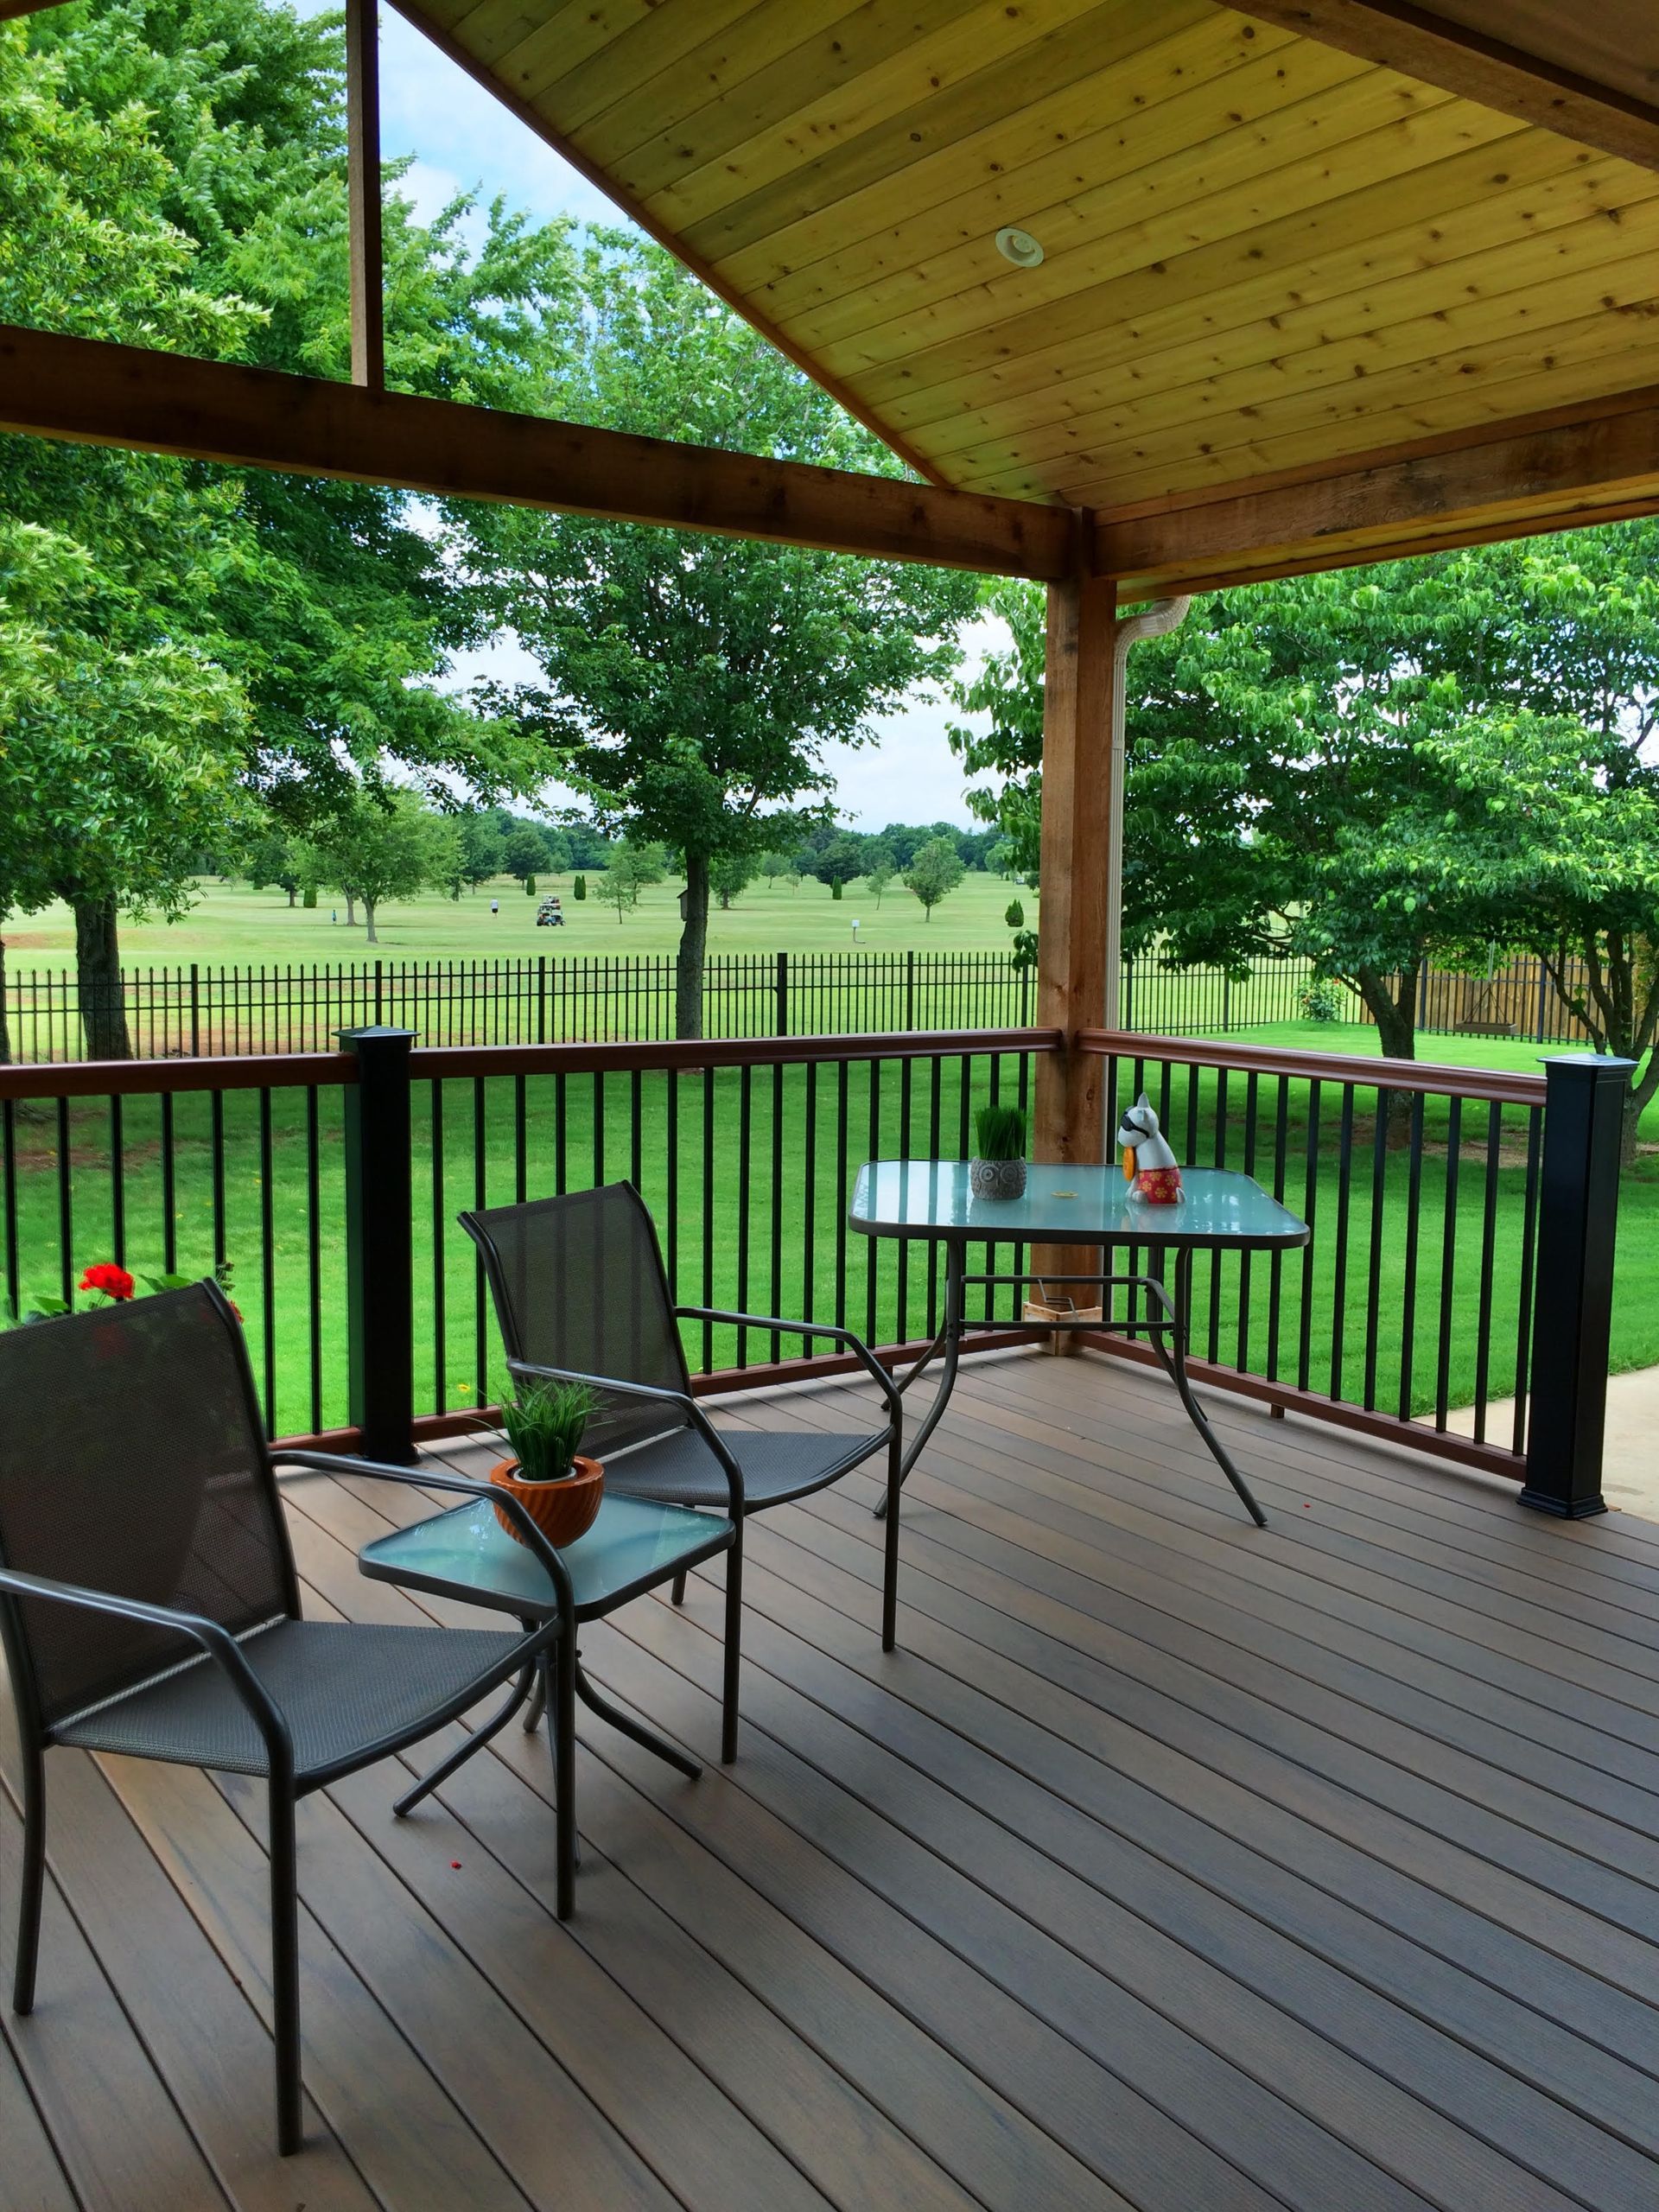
[1077,1027,1548,1108]
[411,1027,1061,1080]
[0,1027,1060,1102]
[0,1050,362,1103]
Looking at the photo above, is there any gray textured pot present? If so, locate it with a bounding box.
[970,1154,1027,1200]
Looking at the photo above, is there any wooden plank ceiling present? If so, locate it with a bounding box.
[391,0,1659,576]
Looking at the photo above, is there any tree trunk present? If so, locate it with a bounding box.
[1353,960,1417,1145]
[364,899,378,945]
[73,893,131,1061]
[676,852,709,1041]
[345,892,357,926]
[287,887,297,908]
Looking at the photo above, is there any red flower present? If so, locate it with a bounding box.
[79,1262,136,1302]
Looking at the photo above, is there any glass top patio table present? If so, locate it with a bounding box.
[849,1160,1310,1250]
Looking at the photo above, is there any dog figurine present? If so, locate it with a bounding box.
[1116,1093,1184,1205]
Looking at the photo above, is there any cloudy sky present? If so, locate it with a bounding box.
[332,3,999,830]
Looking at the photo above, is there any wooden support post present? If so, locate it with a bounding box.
[1033,566,1120,1343]
[345,0,385,391]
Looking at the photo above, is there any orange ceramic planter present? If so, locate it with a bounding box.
[490,1454,605,1548]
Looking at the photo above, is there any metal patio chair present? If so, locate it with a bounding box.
[460,1182,906,1669]
[0,1281,566,2158]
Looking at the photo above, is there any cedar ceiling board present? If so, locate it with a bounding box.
[718,4,1289,304]
[673,0,1225,267]
[506,0,766,125]
[811,72,1477,381]
[1234,0,1659,170]
[601,0,1119,221]
[839,85,1506,406]
[763,22,1357,345]
[1058,334,1659,510]
[946,187,1659,483]
[911,139,1615,458]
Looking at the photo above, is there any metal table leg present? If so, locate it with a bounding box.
[874,1236,965,1517]
[393,1656,536,1816]
[1148,1247,1267,1527]
[575,1656,702,1780]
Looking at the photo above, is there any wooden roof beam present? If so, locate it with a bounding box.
[0,321,1074,579]
[1234,2,1659,171]
[1096,382,1659,595]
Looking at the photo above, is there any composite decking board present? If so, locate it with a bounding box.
[289,1474,1265,2212]
[0,1793,234,2212]
[940,1372,1659,1692]
[749,1481,1659,2088]
[0,1996,76,2212]
[0,1712,378,2212]
[750,1401,1659,1993]
[98,1751,537,2212]
[14,1357,1659,2209]
[273,1487,978,2212]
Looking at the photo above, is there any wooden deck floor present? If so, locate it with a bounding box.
[9,1350,1659,2211]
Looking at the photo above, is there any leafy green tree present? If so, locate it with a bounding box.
[805,832,870,897]
[454,812,505,894]
[238,822,302,907]
[502,824,552,886]
[758,849,793,888]
[0,519,247,1058]
[865,848,897,906]
[906,836,965,921]
[596,841,666,923]
[458,231,976,1038]
[300,791,456,944]
[711,854,753,910]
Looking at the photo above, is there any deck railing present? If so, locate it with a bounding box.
[0,1027,1625,1512]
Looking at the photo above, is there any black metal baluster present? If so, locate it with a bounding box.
[925,1053,942,1334]
[210,1091,227,1277]
[474,1077,488,1401]
[1512,1105,1544,1456]
[866,1056,881,1345]
[1236,1070,1259,1370]
[55,1099,73,1303]
[1471,1100,1501,1445]
[307,1086,323,1436]
[802,1061,817,1322]
[592,1070,606,1187]
[109,1095,125,1268]
[1267,1073,1288,1380]
[1361,1087,1389,1411]
[161,1093,177,1275]
[2,1100,17,1319]
[834,1059,849,1331]
[1397,1091,1426,1421]
[736,1064,753,1368]
[1330,1088,1356,1401]
[770,1063,784,1363]
[665,1068,680,1299]
[702,1070,715,1371]
[1434,1096,1462,1431]
[259,1088,276,1433]
[1298,1078,1321,1391]
[431,1081,447,1423]
[515,1072,528,1204]
[896,1054,912,1341]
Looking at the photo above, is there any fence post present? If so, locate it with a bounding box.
[1535,959,1550,1044]
[1519,1053,1634,1518]
[189,963,200,1059]
[775,949,788,1038]
[338,1026,417,1463]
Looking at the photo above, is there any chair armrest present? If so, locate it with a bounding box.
[272,1450,575,1607]
[504,1362,746,1519]
[0,1567,296,1777]
[674,1308,903,1422]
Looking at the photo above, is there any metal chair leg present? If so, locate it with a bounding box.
[269,1785,303,2157]
[10,1734,45,2015]
[393,1664,534,1817]
[881,1427,901,1653]
[523,1666,547,1732]
[721,1531,742,1765]
[551,1641,577,1920]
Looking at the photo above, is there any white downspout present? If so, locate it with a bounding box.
[1102,594,1191,1030]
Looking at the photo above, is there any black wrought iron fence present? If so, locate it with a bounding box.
[0,946,1597,1063]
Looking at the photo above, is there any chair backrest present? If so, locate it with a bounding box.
[0,1282,296,1736]
[460,1185,691,1456]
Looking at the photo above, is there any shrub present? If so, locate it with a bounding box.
[1005,899,1024,929]
[573,874,587,900]
[1300,978,1345,1024]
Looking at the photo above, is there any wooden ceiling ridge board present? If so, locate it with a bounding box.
[912,137,1618,461]
[1096,382,1659,590]
[842,83,1508,411]
[765,21,1362,347]
[383,0,950,483]
[0,321,1076,578]
[714,0,1269,303]
[956,189,1659,486]
[817,73,1489,383]
[1227,0,1659,173]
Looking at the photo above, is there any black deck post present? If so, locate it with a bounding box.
[1519,1052,1634,1518]
[339,1024,418,1463]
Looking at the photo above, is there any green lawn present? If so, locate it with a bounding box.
[2,869,1037,969]
[7,1027,1653,1442]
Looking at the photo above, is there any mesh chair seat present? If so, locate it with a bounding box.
[607,1425,887,1510]
[54,1618,527,1784]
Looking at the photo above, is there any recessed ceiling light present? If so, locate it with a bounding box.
[995,226,1045,269]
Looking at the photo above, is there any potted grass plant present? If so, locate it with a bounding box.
[970,1102,1028,1200]
[490,1378,605,1548]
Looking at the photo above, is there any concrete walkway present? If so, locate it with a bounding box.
[1449,1365,1659,1522]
